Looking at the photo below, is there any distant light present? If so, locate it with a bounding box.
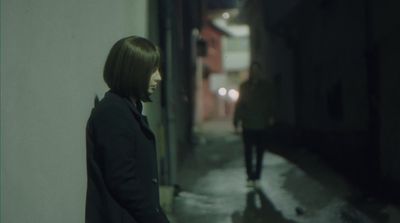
[222,12,230,19]
[218,88,227,96]
[228,89,239,101]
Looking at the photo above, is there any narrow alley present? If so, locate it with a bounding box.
[2,0,400,222]
[173,119,400,223]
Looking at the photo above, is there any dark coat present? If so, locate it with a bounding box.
[233,79,275,130]
[85,91,169,223]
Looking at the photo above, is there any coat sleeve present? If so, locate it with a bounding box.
[233,84,245,128]
[94,103,169,223]
[233,101,242,128]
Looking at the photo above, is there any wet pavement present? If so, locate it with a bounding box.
[172,119,400,223]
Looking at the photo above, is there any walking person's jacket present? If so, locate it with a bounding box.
[234,79,276,130]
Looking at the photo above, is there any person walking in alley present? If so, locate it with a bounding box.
[233,61,275,188]
[85,36,169,223]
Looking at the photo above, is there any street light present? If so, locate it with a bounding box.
[228,89,239,101]
[218,87,227,96]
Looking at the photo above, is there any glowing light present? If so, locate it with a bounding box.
[222,12,230,19]
[218,87,227,96]
[228,89,239,101]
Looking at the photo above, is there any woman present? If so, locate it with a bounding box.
[85,36,169,223]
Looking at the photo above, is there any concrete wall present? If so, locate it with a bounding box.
[0,0,149,222]
[379,29,400,182]
[255,0,400,186]
[296,0,369,132]
[371,0,400,182]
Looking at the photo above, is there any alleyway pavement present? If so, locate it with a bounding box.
[172,119,400,223]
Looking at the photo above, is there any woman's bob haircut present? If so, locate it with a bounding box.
[103,36,160,101]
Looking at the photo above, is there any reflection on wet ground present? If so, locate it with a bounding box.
[231,189,295,223]
[173,119,400,223]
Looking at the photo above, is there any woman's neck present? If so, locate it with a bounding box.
[130,97,137,106]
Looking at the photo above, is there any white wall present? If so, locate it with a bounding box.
[222,36,250,71]
[0,0,148,222]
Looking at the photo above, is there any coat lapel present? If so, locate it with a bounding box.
[123,98,155,141]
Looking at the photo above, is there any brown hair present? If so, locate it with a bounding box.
[103,36,160,101]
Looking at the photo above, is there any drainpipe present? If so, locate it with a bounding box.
[159,0,177,186]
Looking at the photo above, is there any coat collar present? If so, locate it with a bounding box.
[124,98,156,141]
[106,91,155,140]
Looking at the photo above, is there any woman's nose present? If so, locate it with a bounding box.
[156,72,162,81]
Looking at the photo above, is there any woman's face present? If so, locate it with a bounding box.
[148,69,162,94]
